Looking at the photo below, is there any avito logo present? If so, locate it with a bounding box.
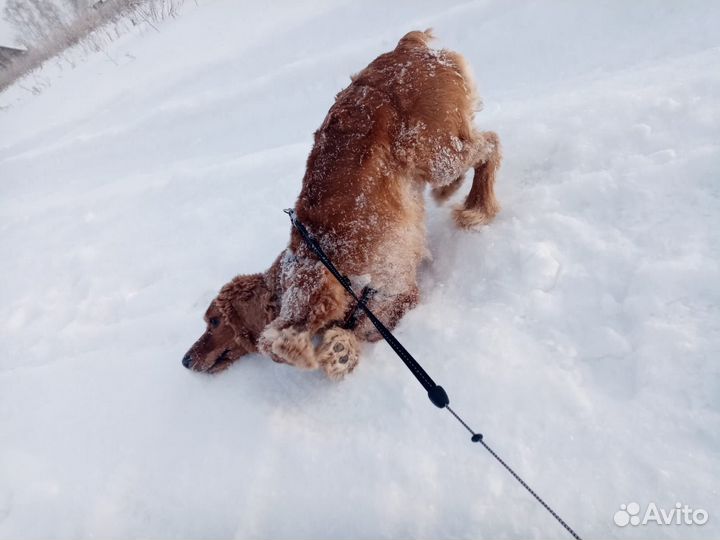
[614,502,709,527]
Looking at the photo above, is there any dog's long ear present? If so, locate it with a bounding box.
[216,273,277,352]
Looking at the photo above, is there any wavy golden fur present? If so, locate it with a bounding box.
[182,30,501,378]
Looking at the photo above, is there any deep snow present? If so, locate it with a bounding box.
[1,1,719,539]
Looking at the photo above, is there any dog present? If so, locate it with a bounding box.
[182,29,501,379]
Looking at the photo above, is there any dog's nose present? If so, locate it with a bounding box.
[182,354,193,369]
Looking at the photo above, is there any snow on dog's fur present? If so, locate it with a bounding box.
[182,30,502,379]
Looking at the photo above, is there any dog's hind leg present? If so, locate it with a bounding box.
[453,131,502,230]
[431,174,466,205]
[317,327,360,380]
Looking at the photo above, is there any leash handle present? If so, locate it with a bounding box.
[284,208,448,406]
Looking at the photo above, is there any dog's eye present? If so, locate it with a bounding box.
[209,317,221,329]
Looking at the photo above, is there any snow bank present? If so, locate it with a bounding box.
[1,1,719,538]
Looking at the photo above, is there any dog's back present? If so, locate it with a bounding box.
[293,31,479,287]
[352,29,478,152]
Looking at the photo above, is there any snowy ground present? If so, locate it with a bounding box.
[1,1,719,538]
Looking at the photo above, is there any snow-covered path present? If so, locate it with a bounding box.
[1,1,719,538]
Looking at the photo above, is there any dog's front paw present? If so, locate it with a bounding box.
[260,325,318,369]
[317,327,359,381]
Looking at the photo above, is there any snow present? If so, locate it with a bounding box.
[1,1,719,538]
[0,0,15,47]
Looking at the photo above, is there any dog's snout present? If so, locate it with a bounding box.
[182,353,192,368]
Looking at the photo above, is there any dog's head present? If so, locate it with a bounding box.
[182,273,277,373]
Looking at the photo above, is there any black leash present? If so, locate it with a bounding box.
[341,286,373,330]
[284,208,581,540]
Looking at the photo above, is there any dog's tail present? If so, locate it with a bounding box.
[396,28,435,50]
